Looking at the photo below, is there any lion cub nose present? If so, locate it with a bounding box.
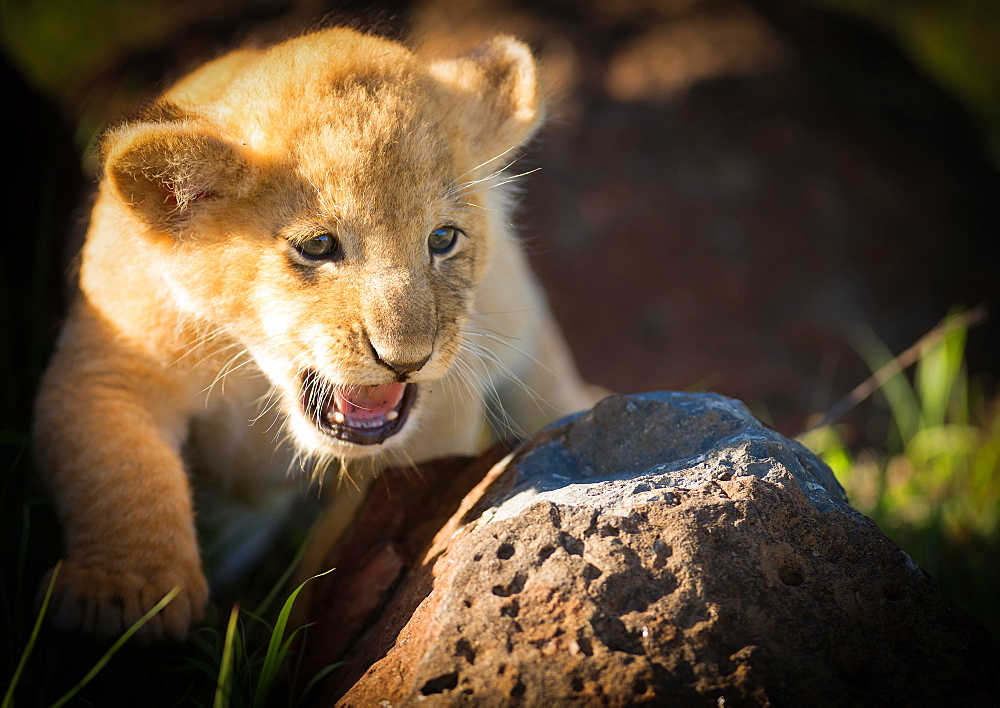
[369,337,432,379]
[383,353,431,377]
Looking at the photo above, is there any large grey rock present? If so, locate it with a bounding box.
[483,392,849,523]
[312,393,997,706]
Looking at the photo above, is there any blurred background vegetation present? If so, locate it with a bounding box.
[3,0,1000,165]
[799,310,1000,643]
[818,0,1000,168]
[1,0,998,703]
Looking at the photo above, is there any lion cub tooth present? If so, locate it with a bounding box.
[330,411,346,424]
[386,410,399,421]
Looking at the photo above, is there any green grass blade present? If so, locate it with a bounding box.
[252,568,334,708]
[2,562,59,708]
[189,626,223,662]
[252,526,313,619]
[915,314,967,428]
[297,661,344,705]
[853,326,923,448]
[238,609,271,634]
[214,603,241,708]
[286,623,310,703]
[50,585,180,708]
[182,656,227,685]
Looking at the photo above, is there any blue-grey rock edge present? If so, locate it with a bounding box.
[482,392,855,525]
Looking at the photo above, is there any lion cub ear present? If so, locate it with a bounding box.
[101,118,253,229]
[429,36,543,162]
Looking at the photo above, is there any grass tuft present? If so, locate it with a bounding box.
[800,310,1000,638]
[214,603,241,708]
[50,586,180,708]
[2,562,59,708]
[253,567,334,708]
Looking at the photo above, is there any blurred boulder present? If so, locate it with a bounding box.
[414,0,1000,432]
[308,393,998,705]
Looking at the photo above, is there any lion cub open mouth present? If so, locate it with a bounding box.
[301,370,417,446]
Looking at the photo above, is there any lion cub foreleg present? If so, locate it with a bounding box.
[34,302,207,641]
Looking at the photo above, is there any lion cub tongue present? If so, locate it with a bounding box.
[333,383,406,427]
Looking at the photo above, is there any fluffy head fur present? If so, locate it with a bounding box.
[91,29,543,462]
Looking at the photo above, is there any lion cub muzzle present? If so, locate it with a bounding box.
[362,266,438,381]
[300,371,417,445]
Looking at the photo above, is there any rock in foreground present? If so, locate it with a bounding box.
[311,393,997,706]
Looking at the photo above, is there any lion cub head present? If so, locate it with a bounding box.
[93,28,542,460]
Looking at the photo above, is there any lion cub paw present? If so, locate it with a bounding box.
[43,560,209,642]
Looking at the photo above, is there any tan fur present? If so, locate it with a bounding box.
[34,28,598,641]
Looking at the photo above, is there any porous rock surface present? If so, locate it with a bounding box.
[313,393,997,706]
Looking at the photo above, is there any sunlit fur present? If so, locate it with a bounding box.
[32,27,600,641]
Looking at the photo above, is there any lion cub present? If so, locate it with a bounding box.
[33,27,597,640]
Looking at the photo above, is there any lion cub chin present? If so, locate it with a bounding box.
[33,27,598,641]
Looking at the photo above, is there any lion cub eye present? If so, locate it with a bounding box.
[428,226,461,256]
[296,233,340,260]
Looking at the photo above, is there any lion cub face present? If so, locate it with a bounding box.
[97,29,541,460]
